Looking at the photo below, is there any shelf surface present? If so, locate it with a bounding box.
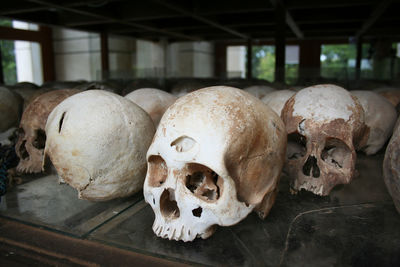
[1,153,399,266]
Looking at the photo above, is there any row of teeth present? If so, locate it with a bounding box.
[153,221,194,242]
[16,165,36,174]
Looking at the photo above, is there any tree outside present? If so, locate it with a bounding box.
[0,19,17,85]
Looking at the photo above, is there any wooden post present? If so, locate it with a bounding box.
[100,32,109,79]
[0,43,4,84]
[214,42,227,79]
[356,37,362,80]
[299,40,321,83]
[275,2,286,83]
[39,26,55,82]
[246,39,252,79]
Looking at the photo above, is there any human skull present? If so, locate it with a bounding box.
[351,90,397,155]
[243,85,276,99]
[0,87,23,133]
[383,117,400,214]
[125,88,177,127]
[281,84,366,196]
[15,89,80,173]
[374,87,400,107]
[144,86,286,242]
[261,90,295,116]
[44,90,155,201]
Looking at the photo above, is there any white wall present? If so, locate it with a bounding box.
[227,46,246,78]
[52,27,215,80]
[167,42,214,78]
[53,27,101,81]
[136,40,165,78]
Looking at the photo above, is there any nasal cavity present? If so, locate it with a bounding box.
[302,155,320,178]
[160,189,180,220]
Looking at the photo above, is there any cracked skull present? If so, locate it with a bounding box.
[144,86,287,242]
[281,84,366,196]
[44,90,155,201]
[15,89,80,173]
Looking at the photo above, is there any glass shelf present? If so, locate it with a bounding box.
[0,174,143,237]
[1,153,399,266]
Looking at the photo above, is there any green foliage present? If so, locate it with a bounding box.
[0,40,17,85]
[0,19,17,85]
[250,45,299,84]
[320,44,370,80]
[251,46,275,82]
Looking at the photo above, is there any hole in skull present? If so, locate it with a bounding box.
[147,156,168,187]
[160,189,180,219]
[19,141,29,160]
[59,112,66,133]
[32,129,46,149]
[170,136,196,152]
[321,138,351,169]
[287,132,307,160]
[302,155,320,178]
[186,164,221,202]
[192,207,202,217]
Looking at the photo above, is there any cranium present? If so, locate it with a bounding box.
[44,90,155,201]
[374,87,400,107]
[261,90,295,116]
[281,84,366,196]
[125,88,177,127]
[352,90,397,155]
[383,118,400,214]
[15,89,80,173]
[0,86,23,133]
[144,86,286,242]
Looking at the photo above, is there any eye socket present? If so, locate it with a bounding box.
[17,128,25,137]
[147,155,168,187]
[32,129,46,149]
[321,138,351,169]
[287,132,307,160]
[185,163,222,202]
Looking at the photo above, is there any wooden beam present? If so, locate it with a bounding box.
[270,0,304,39]
[0,26,40,42]
[152,0,249,39]
[26,0,200,41]
[356,0,392,38]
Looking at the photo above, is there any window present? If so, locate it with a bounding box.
[0,19,43,85]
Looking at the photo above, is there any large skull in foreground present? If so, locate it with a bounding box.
[45,90,155,201]
[144,86,286,242]
[281,84,366,196]
[16,89,80,173]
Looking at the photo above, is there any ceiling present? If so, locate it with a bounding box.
[1,0,400,42]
